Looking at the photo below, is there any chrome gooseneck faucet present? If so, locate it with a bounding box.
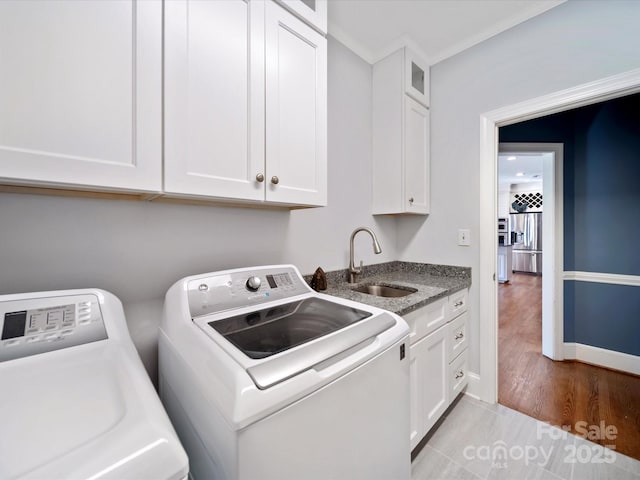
[349,227,382,283]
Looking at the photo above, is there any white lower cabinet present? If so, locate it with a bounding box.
[406,288,469,450]
[409,324,448,450]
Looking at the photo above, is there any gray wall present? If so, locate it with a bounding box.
[398,0,640,373]
[0,37,398,380]
[4,1,640,384]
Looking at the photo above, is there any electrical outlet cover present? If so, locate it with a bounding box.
[458,229,471,246]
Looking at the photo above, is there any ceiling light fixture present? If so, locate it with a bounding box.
[515,172,524,176]
[507,156,516,161]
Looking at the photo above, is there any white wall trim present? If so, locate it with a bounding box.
[563,271,640,287]
[373,36,430,66]
[479,67,640,405]
[429,1,567,66]
[464,371,481,400]
[329,1,566,67]
[327,27,375,64]
[564,343,640,376]
[328,29,431,66]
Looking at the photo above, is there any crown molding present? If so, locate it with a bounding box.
[429,0,566,65]
[327,22,375,64]
[329,0,566,66]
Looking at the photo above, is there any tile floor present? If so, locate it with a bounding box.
[412,395,640,480]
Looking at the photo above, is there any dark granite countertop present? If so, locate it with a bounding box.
[305,261,471,317]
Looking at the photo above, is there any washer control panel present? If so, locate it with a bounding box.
[188,266,310,318]
[0,294,108,362]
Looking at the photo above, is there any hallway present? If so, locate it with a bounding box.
[498,273,640,460]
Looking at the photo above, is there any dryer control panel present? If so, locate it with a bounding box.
[0,294,108,362]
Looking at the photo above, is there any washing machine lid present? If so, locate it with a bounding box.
[0,342,186,480]
[203,297,395,389]
[209,297,372,359]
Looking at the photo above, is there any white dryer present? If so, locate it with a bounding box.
[159,265,410,480]
[0,289,189,480]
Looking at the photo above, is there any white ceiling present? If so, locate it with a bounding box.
[498,153,547,186]
[328,0,566,65]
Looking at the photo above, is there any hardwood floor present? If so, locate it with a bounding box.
[498,273,640,460]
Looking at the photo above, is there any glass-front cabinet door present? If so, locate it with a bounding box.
[405,48,430,107]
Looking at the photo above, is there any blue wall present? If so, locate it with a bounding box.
[500,92,640,356]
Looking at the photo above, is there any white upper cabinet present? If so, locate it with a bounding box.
[372,47,430,215]
[405,48,429,107]
[265,1,327,207]
[275,0,327,34]
[164,0,327,207]
[164,0,264,202]
[0,0,162,193]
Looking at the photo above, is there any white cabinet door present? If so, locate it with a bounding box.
[276,0,327,34]
[422,324,449,433]
[164,0,264,201]
[404,96,430,214]
[0,0,161,192]
[265,1,327,207]
[404,48,429,107]
[409,346,421,450]
[409,323,448,449]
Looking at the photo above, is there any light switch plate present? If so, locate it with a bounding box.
[458,229,471,246]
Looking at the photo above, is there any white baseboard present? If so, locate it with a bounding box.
[564,343,640,376]
[464,371,482,400]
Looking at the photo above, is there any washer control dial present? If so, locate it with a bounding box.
[245,276,261,292]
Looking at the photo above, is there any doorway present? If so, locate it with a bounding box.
[477,68,640,405]
[479,70,640,460]
[497,143,563,361]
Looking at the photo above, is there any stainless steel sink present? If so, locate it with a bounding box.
[351,284,417,298]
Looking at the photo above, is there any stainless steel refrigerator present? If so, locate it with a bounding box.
[510,212,542,274]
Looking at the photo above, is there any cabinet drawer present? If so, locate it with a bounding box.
[448,311,468,362]
[403,297,447,345]
[449,348,468,399]
[448,289,468,319]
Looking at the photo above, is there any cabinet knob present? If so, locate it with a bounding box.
[409,197,414,204]
[271,176,279,185]
[455,332,464,340]
[455,370,464,379]
[454,301,463,307]
[256,173,265,183]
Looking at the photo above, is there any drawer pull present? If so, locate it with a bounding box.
[455,332,464,340]
[455,370,464,379]
[454,301,464,307]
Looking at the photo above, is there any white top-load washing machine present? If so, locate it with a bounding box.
[159,265,410,480]
[0,288,189,480]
